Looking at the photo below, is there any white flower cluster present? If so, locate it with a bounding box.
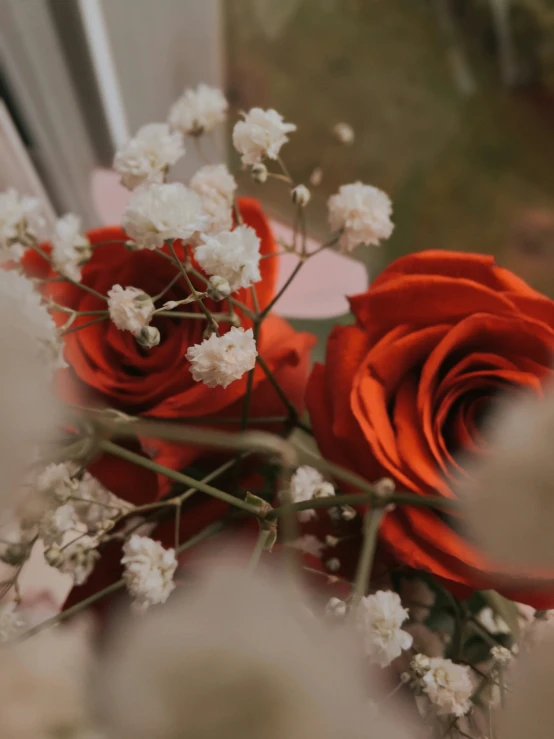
[51,213,91,282]
[35,461,79,504]
[328,182,394,252]
[414,655,474,717]
[287,466,335,522]
[0,269,64,376]
[0,188,44,262]
[46,535,101,586]
[32,463,126,584]
[121,534,178,610]
[190,163,236,204]
[190,163,236,236]
[354,590,413,667]
[195,225,261,292]
[232,108,296,166]
[186,326,257,389]
[168,83,228,135]
[114,123,185,190]
[122,182,208,250]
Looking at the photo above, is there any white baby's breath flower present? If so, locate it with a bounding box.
[114,123,185,190]
[186,326,257,389]
[0,602,24,643]
[232,108,296,166]
[355,590,413,668]
[0,188,44,262]
[190,164,236,236]
[328,182,394,252]
[195,225,261,292]
[35,462,79,505]
[74,472,127,533]
[190,164,237,204]
[122,535,177,610]
[333,122,355,145]
[51,213,91,282]
[38,503,79,547]
[491,645,513,666]
[46,535,100,585]
[287,534,325,558]
[108,285,155,336]
[168,84,227,136]
[421,658,473,717]
[122,182,208,250]
[197,195,233,237]
[287,466,335,522]
[325,597,348,619]
[326,557,341,573]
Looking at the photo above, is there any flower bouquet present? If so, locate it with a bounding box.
[1,82,554,739]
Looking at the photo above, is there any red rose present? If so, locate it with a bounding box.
[26,198,314,617]
[27,197,315,503]
[307,250,554,607]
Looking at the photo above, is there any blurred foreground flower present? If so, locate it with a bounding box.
[98,562,413,739]
[0,277,60,510]
[461,387,554,570]
[0,620,95,739]
[495,631,554,739]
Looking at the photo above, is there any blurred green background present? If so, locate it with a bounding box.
[226,0,554,299]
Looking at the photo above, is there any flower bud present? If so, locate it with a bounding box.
[310,167,323,186]
[207,275,232,301]
[374,477,395,500]
[44,544,63,568]
[0,541,32,567]
[325,597,347,619]
[251,163,268,183]
[326,557,341,572]
[291,184,311,207]
[333,122,355,145]
[136,325,160,349]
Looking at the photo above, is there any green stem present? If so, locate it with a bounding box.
[96,417,297,471]
[351,506,385,606]
[27,242,108,302]
[50,305,108,316]
[259,258,304,319]
[241,321,260,430]
[232,198,244,226]
[168,241,218,333]
[61,316,108,335]
[155,310,229,320]
[99,439,261,516]
[267,491,459,520]
[247,529,271,573]
[277,155,294,184]
[256,353,298,422]
[186,263,255,320]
